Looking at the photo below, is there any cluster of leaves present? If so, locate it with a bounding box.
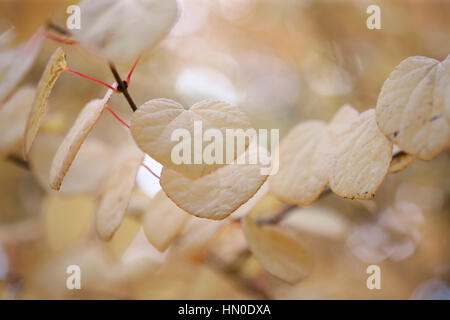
[1,0,449,286]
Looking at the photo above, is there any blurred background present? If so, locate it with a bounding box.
[0,0,449,299]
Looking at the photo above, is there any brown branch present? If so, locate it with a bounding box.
[46,20,72,36]
[109,62,137,112]
[6,155,29,170]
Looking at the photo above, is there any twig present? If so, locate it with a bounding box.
[6,155,29,170]
[46,20,72,36]
[257,188,332,225]
[109,62,137,112]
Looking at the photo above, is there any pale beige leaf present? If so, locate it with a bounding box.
[49,85,116,191]
[72,0,179,62]
[143,191,191,252]
[0,86,35,155]
[328,104,359,144]
[23,47,67,157]
[96,148,144,240]
[389,145,415,174]
[29,134,112,195]
[160,144,269,220]
[43,194,94,253]
[243,214,312,284]
[330,109,393,199]
[376,55,450,160]
[269,121,331,206]
[131,99,252,179]
[0,28,44,103]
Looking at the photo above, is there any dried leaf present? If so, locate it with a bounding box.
[23,47,67,157]
[143,191,191,252]
[72,0,179,62]
[96,148,144,240]
[49,85,115,190]
[160,144,269,220]
[131,99,252,179]
[376,55,450,160]
[0,86,35,155]
[269,121,331,206]
[330,109,392,199]
[243,214,312,284]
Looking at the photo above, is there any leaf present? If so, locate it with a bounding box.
[243,214,312,284]
[143,191,191,252]
[43,194,94,253]
[131,99,252,179]
[328,104,359,144]
[29,133,112,195]
[95,148,144,240]
[23,47,67,158]
[49,85,116,191]
[376,55,450,160]
[329,109,392,199]
[0,86,35,155]
[72,0,179,62]
[160,144,269,220]
[0,27,44,103]
[389,145,415,174]
[269,121,331,206]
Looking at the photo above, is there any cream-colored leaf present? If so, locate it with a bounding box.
[131,99,252,179]
[330,109,392,199]
[0,86,35,155]
[389,145,415,174]
[328,104,359,144]
[143,191,191,252]
[243,214,312,284]
[72,0,179,62]
[96,148,144,240]
[49,85,116,191]
[376,55,450,160]
[0,28,44,103]
[160,144,269,220]
[43,194,94,253]
[23,47,67,157]
[29,134,112,195]
[269,121,330,206]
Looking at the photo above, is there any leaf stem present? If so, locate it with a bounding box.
[141,163,160,180]
[65,68,118,92]
[105,106,130,128]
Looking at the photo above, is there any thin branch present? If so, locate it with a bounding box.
[6,155,29,170]
[109,62,137,112]
[257,188,332,226]
[46,20,72,36]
